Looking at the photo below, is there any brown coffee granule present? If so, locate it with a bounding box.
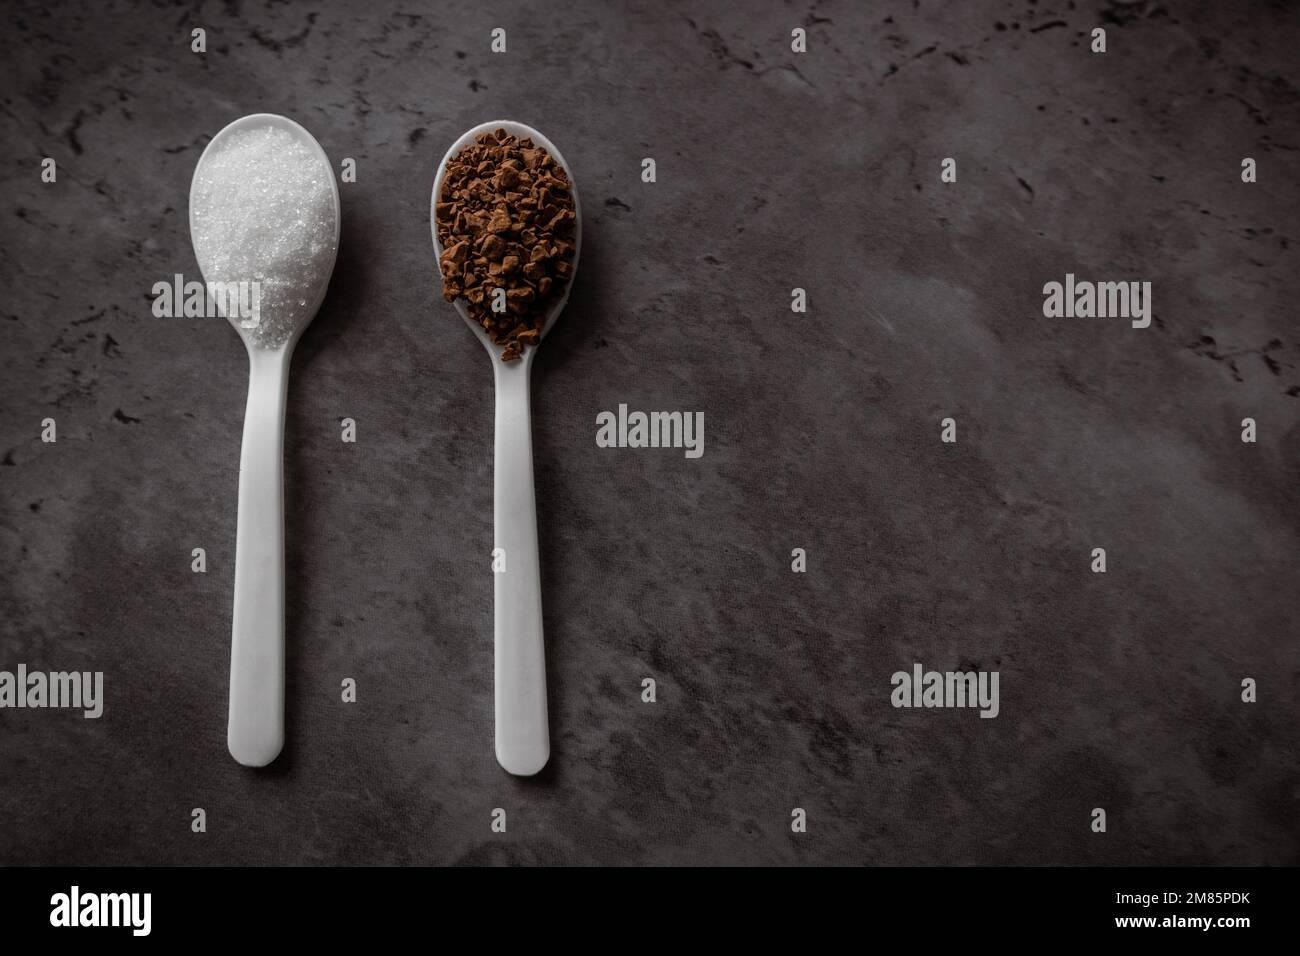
[436,129,577,361]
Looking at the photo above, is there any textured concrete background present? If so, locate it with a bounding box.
[1,0,1297,865]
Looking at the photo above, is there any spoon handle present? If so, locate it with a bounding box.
[228,347,290,767]
[492,359,550,776]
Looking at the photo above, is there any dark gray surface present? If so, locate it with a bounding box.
[1,0,1297,865]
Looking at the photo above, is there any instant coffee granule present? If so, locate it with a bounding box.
[435,129,577,361]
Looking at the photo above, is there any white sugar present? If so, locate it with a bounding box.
[190,125,336,348]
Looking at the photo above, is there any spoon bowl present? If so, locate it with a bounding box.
[431,119,581,364]
[191,112,341,353]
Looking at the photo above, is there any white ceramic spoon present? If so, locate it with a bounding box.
[190,113,340,767]
[432,120,582,776]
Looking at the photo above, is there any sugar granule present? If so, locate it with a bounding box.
[191,125,336,348]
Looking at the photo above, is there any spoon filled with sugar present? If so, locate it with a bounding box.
[432,121,581,776]
[190,113,340,767]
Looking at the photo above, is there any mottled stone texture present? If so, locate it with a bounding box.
[0,0,1297,866]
